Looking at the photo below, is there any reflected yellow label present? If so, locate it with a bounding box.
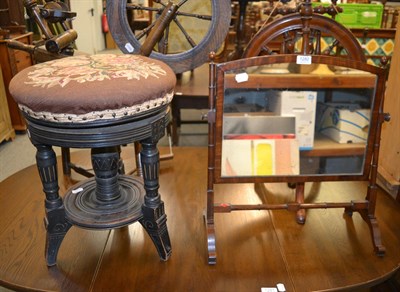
[253,143,273,176]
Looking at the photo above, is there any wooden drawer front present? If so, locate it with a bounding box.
[14,50,32,72]
[16,35,31,45]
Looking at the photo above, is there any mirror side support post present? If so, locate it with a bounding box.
[206,52,217,265]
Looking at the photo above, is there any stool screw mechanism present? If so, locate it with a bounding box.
[91,147,121,202]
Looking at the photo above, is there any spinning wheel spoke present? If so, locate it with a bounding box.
[172,17,197,48]
[174,11,212,20]
[126,4,159,12]
[158,22,170,53]
[323,39,341,56]
[260,46,275,55]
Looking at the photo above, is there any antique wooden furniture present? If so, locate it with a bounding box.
[0,32,33,131]
[0,64,15,143]
[0,0,25,27]
[205,0,390,264]
[8,53,174,266]
[6,0,78,63]
[22,0,77,56]
[106,0,231,73]
[206,53,389,264]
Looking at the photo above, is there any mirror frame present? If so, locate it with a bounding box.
[211,54,387,184]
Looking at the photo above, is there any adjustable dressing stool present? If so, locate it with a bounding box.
[9,54,175,266]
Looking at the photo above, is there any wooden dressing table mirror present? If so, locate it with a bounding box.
[205,53,389,265]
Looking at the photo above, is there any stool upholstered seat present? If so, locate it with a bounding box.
[9,53,175,266]
[10,54,176,123]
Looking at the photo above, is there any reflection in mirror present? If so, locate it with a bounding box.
[221,62,377,177]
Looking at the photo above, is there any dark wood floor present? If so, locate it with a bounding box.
[0,147,399,292]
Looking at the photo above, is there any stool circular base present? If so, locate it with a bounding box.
[64,175,144,229]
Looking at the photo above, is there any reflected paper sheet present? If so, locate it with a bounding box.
[221,138,299,177]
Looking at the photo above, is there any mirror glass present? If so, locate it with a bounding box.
[220,62,377,177]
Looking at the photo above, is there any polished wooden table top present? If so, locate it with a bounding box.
[174,63,209,97]
[0,147,399,291]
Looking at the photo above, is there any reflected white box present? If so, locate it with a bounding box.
[317,103,370,144]
[269,91,317,150]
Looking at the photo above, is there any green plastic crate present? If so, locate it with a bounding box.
[312,3,384,28]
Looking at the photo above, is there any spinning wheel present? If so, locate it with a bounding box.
[243,0,365,62]
[106,0,231,73]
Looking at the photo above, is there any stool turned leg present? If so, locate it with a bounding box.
[61,147,72,176]
[139,140,172,261]
[35,144,71,266]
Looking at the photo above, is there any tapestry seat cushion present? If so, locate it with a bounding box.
[9,54,176,123]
